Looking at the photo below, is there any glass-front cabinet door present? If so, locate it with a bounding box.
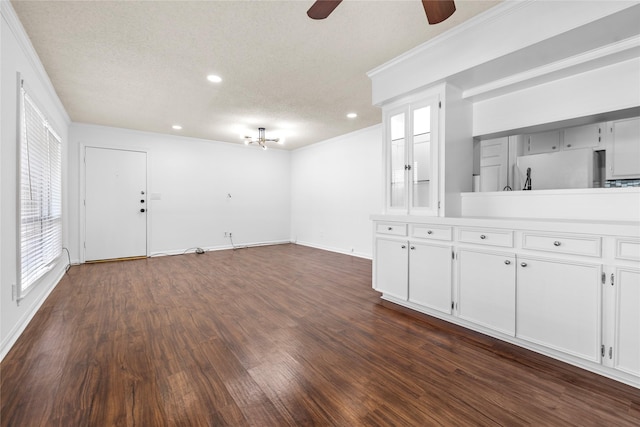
[384,95,439,215]
[389,110,406,209]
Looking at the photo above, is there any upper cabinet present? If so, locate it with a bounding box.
[382,84,473,217]
[563,123,603,151]
[385,95,440,215]
[526,130,561,155]
[606,117,640,180]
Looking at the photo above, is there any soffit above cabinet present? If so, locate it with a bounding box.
[368,1,640,106]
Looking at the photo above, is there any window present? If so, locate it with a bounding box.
[18,81,62,299]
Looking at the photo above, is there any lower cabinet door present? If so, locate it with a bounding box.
[612,267,640,378]
[517,257,601,362]
[374,238,408,300]
[409,242,452,314]
[458,249,516,336]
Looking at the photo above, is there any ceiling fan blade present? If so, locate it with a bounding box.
[422,0,456,25]
[307,0,343,20]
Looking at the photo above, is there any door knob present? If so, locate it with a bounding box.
[140,208,146,213]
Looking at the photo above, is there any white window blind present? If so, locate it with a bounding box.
[18,83,62,298]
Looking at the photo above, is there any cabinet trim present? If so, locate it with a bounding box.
[616,238,640,261]
[521,232,602,257]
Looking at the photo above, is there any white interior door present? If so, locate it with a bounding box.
[85,147,147,261]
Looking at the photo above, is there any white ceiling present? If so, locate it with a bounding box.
[11,0,501,150]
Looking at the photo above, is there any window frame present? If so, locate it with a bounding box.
[16,77,63,301]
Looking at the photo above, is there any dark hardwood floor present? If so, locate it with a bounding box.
[1,244,639,426]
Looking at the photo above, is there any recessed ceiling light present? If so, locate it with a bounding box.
[347,113,358,119]
[172,125,182,130]
[207,74,222,83]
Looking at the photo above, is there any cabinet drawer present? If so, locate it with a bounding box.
[411,224,453,241]
[616,238,640,261]
[522,233,601,257]
[458,228,513,247]
[376,223,407,236]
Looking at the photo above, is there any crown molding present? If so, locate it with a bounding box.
[367,0,639,106]
[1,0,70,124]
[367,0,528,79]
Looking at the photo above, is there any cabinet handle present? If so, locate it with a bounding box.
[504,260,511,265]
[388,227,393,231]
[410,246,415,250]
[520,262,528,267]
[427,230,433,235]
[553,241,561,246]
[401,245,406,249]
[480,234,486,239]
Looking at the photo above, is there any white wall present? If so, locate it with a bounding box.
[68,124,292,261]
[1,1,70,359]
[461,188,640,222]
[291,125,382,258]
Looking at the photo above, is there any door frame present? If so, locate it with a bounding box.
[79,143,151,263]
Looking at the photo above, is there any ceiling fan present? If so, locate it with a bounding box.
[307,0,456,25]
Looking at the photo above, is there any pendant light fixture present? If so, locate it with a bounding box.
[244,127,280,150]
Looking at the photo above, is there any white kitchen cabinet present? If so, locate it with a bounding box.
[385,96,440,215]
[372,218,639,388]
[375,235,453,315]
[374,238,408,301]
[526,130,561,155]
[516,257,602,362]
[457,249,516,336]
[606,117,640,180]
[408,242,452,314]
[382,84,473,216]
[562,123,603,150]
[606,267,640,379]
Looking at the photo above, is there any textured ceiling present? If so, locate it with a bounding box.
[11,0,501,150]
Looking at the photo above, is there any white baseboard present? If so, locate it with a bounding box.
[149,240,292,258]
[295,240,372,260]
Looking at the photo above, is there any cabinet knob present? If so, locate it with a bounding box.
[388,227,393,231]
[480,234,486,240]
[551,146,557,150]
[553,241,561,247]
[401,245,406,249]
[566,144,572,148]
[520,262,527,267]
[504,260,511,265]
[427,230,433,235]
[410,246,415,250]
